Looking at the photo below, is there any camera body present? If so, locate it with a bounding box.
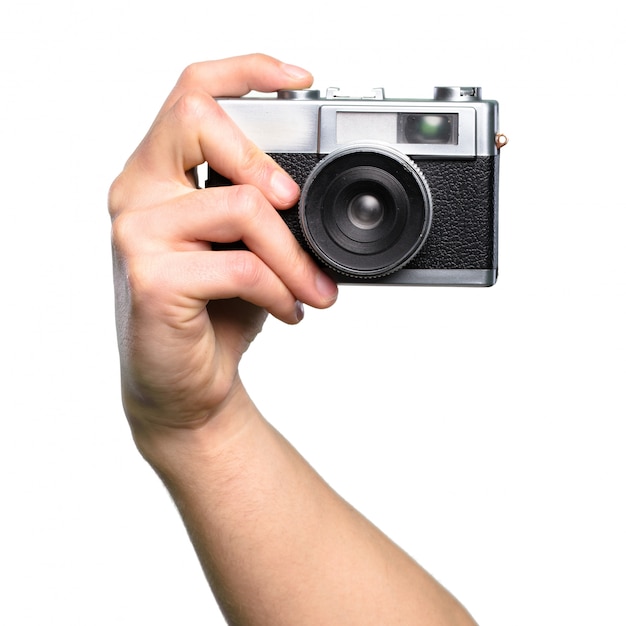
[205,85,503,286]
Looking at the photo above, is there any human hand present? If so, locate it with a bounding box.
[108,54,338,436]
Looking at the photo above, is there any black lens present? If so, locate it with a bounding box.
[299,145,432,278]
[347,193,384,230]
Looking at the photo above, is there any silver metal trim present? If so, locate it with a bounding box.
[319,106,476,156]
[330,269,497,286]
[216,92,500,156]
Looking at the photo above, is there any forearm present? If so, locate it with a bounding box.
[133,380,478,626]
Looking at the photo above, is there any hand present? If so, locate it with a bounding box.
[108,54,338,434]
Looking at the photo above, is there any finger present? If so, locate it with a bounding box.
[116,185,338,309]
[127,54,313,208]
[136,248,305,325]
[129,87,299,209]
[157,53,313,118]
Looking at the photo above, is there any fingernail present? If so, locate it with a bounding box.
[295,300,305,322]
[281,63,312,81]
[316,270,338,303]
[271,170,299,205]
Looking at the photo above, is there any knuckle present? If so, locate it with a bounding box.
[226,183,266,225]
[111,215,173,313]
[123,255,163,305]
[110,210,141,257]
[229,251,266,290]
[110,210,129,250]
[172,89,213,125]
[108,173,129,219]
[178,62,204,89]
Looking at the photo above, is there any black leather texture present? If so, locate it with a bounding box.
[206,154,499,272]
[269,153,498,271]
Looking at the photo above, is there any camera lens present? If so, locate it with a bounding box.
[299,144,432,278]
[347,193,384,230]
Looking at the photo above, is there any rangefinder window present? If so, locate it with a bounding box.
[336,112,396,144]
[398,113,458,145]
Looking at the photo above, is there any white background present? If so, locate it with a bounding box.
[1,2,624,624]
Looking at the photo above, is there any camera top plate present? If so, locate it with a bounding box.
[216,86,500,157]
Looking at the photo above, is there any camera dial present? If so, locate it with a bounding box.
[299,143,432,278]
[277,89,321,100]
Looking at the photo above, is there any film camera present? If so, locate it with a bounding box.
[203,85,505,286]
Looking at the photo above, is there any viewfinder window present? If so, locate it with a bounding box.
[336,111,459,146]
[398,113,458,145]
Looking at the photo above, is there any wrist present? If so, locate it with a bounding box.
[127,376,260,480]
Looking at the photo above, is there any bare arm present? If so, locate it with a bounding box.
[109,53,478,626]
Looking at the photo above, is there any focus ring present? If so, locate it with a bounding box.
[299,143,432,278]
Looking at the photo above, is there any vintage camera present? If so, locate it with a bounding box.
[203,85,505,286]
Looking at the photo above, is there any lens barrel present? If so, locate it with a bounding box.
[299,144,432,278]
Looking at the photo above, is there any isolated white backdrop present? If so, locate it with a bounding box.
[1,1,624,625]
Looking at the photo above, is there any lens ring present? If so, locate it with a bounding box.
[300,143,432,278]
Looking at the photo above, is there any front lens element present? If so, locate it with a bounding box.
[347,193,384,230]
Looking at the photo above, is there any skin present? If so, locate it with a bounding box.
[109,53,478,626]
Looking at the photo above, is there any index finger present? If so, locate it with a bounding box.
[127,54,314,207]
[158,53,313,119]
